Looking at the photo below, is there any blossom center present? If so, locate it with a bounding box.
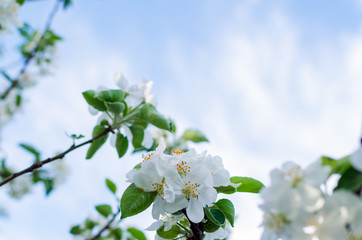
[152,178,165,199]
[171,149,184,155]
[177,161,191,177]
[182,181,200,200]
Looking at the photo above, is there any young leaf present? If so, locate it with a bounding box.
[95,204,113,218]
[335,167,362,192]
[205,206,225,226]
[204,219,220,233]
[63,0,72,9]
[86,125,109,159]
[130,125,144,149]
[82,90,107,111]
[105,102,125,115]
[140,103,171,131]
[120,183,157,219]
[85,218,97,230]
[127,227,147,240]
[157,225,182,239]
[43,178,54,195]
[106,178,117,194]
[97,89,127,102]
[214,185,236,195]
[69,225,82,235]
[214,199,235,227]
[231,176,264,193]
[113,228,123,240]
[115,133,128,158]
[19,143,40,161]
[181,129,209,143]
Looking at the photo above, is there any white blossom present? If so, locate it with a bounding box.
[0,0,22,33]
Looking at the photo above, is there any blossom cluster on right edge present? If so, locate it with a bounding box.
[259,156,362,240]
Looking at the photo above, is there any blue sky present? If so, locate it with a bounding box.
[1,0,362,239]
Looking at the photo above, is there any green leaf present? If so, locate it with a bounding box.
[205,207,225,226]
[140,103,171,131]
[43,178,54,195]
[15,94,22,107]
[231,176,264,193]
[16,0,26,5]
[82,90,107,111]
[97,90,127,103]
[181,129,208,143]
[335,167,362,192]
[105,102,125,115]
[19,143,40,161]
[127,227,147,240]
[70,225,82,235]
[116,133,128,158]
[113,228,123,240]
[120,183,157,219]
[204,219,220,233]
[1,72,13,82]
[86,125,109,159]
[214,185,236,195]
[214,199,235,227]
[85,218,97,230]
[106,178,117,194]
[156,225,181,239]
[95,204,113,218]
[63,0,72,9]
[130,125,144,149]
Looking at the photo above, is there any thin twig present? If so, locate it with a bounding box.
[0,0,62,99]
[0,126,113,187]
[88,207,121,240]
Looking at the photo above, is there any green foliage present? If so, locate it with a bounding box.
[116,133,128,158]
[120,184,157,219]
[130,125,144,149]
[19,143,40,162]
[16,0,26,5]
[214,185,237,195]
[127,227,147,240]
[205,206,225,226]
[69,225,82,235]
[181,129,209,143]
[106,178,117,194]
[204,219,220,233]
[335,166,362,192]
[97,89,127,103]
[63,0,72,9]
[231,176,264,193]
[156,225,182,239]
[140,103,171,131]
[95,204,113,218]
[82,90,107,111]
[86,125,109,159]
[214,199,235,227]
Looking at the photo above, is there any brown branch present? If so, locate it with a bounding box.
[0,0,62,99]
[182,209,204,240]
[87,207,121,240]
[0,126,113,187]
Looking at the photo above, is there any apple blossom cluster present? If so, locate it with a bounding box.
[0,0,22,33]
[125,139,232,239]
[259,159,362,240]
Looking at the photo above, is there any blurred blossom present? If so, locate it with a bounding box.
[0,0,22,34]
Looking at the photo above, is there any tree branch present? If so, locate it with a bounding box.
[0,126,113,187]
[0,0,62,99]
[87,207,121,240]
[182,209,204,240]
